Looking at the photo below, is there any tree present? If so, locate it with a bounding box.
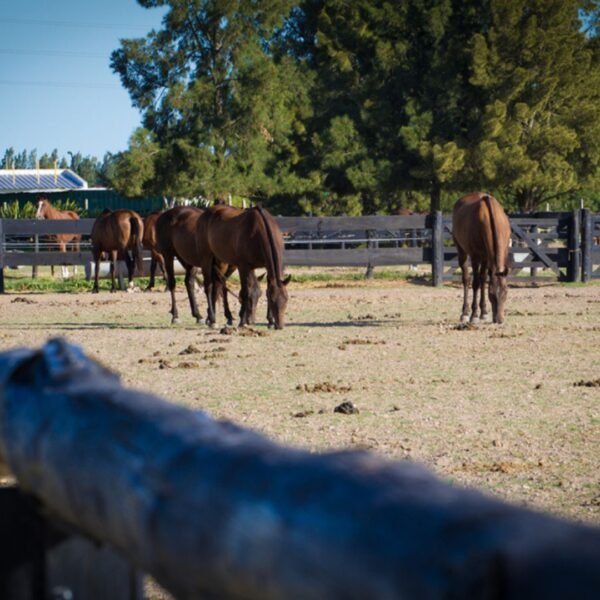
[107,129,159,197]
[110,0,310,203]
[468,0,600,211]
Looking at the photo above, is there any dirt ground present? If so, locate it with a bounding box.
[0,271,598,593]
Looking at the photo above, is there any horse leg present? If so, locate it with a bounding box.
[125,251,135,290]
[200,261,217,327]
[92,249,101,293]
[479,264,489,320]
[222,265,235,327]
[146,256,156,291]
[470,258,481,324]
[58,240,69,279]
[237,266,252,328]
[163,252,179,324]
[247,271,261,325]
[110,250,118,293]
[184,265,203,324]
[457,246,470,323]
[489,272,499,322]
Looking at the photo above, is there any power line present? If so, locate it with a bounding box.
[0,79,120,90]
[0,17,150,30]
[0,48,108,59]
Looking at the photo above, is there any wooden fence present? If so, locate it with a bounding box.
[0,211,598,292]
[1,338,599,599]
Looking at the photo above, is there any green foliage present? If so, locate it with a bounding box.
[110,0,310,202]
[0,200,37,219]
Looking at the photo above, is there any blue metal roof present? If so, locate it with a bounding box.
[0,169,88,193]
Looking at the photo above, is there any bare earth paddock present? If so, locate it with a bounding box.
[0,271,598,535]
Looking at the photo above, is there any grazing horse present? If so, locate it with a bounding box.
[452,192,510,324]
[91,209,144,293]
[35,196,81,278]
[142,210,166,290]
[199,204,290,329]
[155,206,234,325]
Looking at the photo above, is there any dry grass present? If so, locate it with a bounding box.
[0,274,598,597]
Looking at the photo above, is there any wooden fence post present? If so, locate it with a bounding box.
[365,229,374,279]
[581,209,592,283]
[432,210,444,286]
[567,209,581,283]
[32,235,39,279]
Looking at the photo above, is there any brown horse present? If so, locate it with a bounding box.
[35,196,81,278]
[142,210,166,290]
[155,206,235,325]
[452,192,510,324]
[91,208,144,293]
[198,204,290,329]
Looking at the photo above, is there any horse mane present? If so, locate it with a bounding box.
[254,205,282,286]
[482,193,505,276]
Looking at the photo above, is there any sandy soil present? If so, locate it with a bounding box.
[1,275,598,521]
[0,275,598,596]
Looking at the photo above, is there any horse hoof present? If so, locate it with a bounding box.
[460,315,469,324]
[470,316,480,325]
[171,317,180,325]
[226,319,233,327]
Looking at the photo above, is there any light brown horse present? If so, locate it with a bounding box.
[452,192,511,324]
[35,196,81,278]
[155,206,235,325]
[142,210,166,290]
[198,204,290,329]
[91,208,144,293]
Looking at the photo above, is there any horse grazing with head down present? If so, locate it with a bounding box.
[452,192,510,324]
[142,210,166,290]
[90,208,144,293]
[198,204,290,329]
[35,196,81,278]
[155,206,235,325]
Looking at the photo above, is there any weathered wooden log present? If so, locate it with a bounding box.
[0,338,599,599]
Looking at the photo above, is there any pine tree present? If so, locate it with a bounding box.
[468,0,600,211]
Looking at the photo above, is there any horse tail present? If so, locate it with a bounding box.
[254,205,282,285]
[129,215,144,276]
[482,193,506,276]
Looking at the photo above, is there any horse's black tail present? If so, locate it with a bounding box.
[482,193,507,277]
[254,205,282,285]
[129,216,144,276]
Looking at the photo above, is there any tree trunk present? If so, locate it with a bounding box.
[430,181,441,213]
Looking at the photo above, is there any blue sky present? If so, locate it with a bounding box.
[0,0,166,162]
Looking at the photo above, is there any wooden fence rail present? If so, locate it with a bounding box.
[0,212,598,292]
[0,338,599,599]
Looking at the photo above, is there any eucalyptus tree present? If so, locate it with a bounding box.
[111,0,309,202]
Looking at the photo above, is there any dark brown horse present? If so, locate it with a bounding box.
[155,206,235,325]
[91,208,144,293]
[36,196,81,278]
[452,192,510,324]
[142,210,166,290]
[199,205,290,329]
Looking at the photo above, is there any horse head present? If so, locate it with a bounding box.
[36,196,49,219]
[267,275,291,329]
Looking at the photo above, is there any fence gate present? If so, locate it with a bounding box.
[441,211,581,282]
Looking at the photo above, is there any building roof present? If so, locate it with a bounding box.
[0,169,88,194]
